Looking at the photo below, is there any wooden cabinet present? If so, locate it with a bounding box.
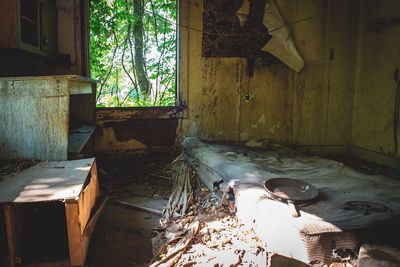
[0,158,105,267]
[0,0,57,56]
[0,75,97,161]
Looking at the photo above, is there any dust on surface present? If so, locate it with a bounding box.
[0,159,38,179]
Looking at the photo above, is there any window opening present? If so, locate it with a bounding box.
[90,0,177,107]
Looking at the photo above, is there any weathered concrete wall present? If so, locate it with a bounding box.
[179,0,359,148]
[352,0,400,163]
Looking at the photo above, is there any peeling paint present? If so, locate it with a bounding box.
[269,122,281,134]
[240,131,249,141]
[188,121,198,137]
[245,139,264,148]
[236,0,250,26]
[180,0,359,148]
[251,114,266,129]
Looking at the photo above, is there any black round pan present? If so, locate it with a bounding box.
[264,178,319,217]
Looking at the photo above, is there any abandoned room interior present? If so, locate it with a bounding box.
[0,0,400,266]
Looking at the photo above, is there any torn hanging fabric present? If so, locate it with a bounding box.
[261,0,305,72]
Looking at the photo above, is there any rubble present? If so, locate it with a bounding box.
[150,190,267,267]
[150,156,267,266]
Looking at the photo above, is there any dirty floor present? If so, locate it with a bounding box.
[85,151,175,267]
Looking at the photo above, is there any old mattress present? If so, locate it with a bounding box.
[182,137,400,265]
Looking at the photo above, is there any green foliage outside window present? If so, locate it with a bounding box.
[90,0,177,107]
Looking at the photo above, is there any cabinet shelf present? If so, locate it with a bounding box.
[20,15,37,25]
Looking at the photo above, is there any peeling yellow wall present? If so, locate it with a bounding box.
[179,0,359,147]
[352,0,400,161]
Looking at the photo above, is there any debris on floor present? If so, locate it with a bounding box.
[357,244,400,267]
[0,158,38,178]
[150,155,268,267]
[177,137,400,265]
[150,189,267,267]
[150,142,395,267]
[85,151,175,267]
[114,199,164,216]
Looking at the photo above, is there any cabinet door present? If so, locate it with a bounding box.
[40,0,57,54]
[20,0,40,47]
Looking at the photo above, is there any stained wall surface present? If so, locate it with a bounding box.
[352,0,400,163]
[94,0,400,168]
[179,0,359,147]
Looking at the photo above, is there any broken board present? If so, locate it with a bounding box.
[68,125,96,156]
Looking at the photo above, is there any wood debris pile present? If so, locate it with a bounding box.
[162,155,202,222]
[151,156,267,266]
[151,190,267,267]
[0,159,38,179]
[321,250,358,267]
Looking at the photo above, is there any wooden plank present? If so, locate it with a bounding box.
[83,195,108,239]
[0,78,70,161]
[0,0,18,48]
[4,204,16,267]
[82,196,108,262]
[80,0,90,77]
[19,260,70,267]
[178,0,189,118]
[91,161,100,196]
[65,202,84,267]
[0,79,69,97]
[0,76,95,97]
[114,200,163,216]
[0,75,96,84]
[96,107,182,121]
[68,80,93,95]
[0,158,95,203]
[80,162,101,265]
[68,125,96,154]
[77,161,100,233]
